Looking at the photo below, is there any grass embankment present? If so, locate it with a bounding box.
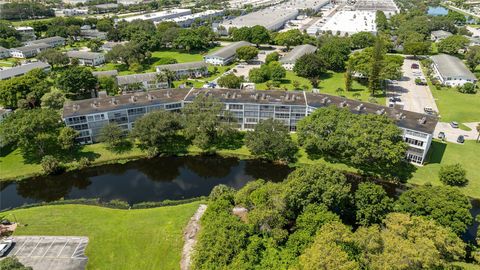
[256,71,386,104]
[2,203,200,270]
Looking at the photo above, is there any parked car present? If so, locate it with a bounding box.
[438,131,446,140]
[450,121,459,128]
[411,63,419,69]
[457,135,465,143]
[389,97,401,103]
[0,239,13,257]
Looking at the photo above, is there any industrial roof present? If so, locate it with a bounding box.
[205,41,252,59]
[280,44,317,64]
[220,8,298,30]
[431,54,477,81]
[0,62,50,80]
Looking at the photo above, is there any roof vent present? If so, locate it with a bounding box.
[356,103,364,111]
[91,100,99,108]
[261,93,266,100]
[396,113,405,120]
[110,98,117,105]
[147,94,154,100]
[376,108,385,115]
[73,104,80,111]
[130,96,137,103]
[166,91,172,98]
[321,96,329,104]
[339,101,348,108]
[418,116,427,124]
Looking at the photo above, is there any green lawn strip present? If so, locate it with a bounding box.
[256,71,385,104]
[3,203,200,270]
[410,140,480,199]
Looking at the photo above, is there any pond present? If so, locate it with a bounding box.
[0,156,292,210]
[0,155,478,243]
[428,6,449,16]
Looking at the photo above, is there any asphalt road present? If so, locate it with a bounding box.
[4,236,88,270]
[387,58,439,114]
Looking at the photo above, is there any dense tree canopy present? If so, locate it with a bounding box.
[217,73,243,89]
[394,185,473,235]
[354,182,392,226]
[245,118,297,163]
[293,53,326,86]
[317,35,351,71]
[236,46,259,61]
[437,35,469,55]
[0,69,51,109]
[297,107,408,178]
[56,66,97,99]
[274,29,306,50]
[439,163,468,186]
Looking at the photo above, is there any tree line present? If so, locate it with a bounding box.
[192,164,477,269]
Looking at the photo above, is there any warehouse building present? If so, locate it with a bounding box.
[431,54,477,87]
[156,61,208,78]
[63,88,437,164]
[204,41,253,65]
[0,62,51,80]
[120,9,191,23]
[279,0,329,13]
[218,8,299,34]
[66,51,106,67]
[167,10,224,27]
[280,44,317,70]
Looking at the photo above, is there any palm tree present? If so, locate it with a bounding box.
[157,69,176,88]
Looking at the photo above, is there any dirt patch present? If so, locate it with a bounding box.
[180,204,207,270]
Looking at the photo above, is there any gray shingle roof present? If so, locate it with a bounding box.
[205,41,252,59]
[10,43,50,53]
[431,54,477,81]
[280,44,317,64]
[116,72,159,85]
[66,51,104,60]
[0,62,50,80]
[92,70,118,77]
[156,61,207,71]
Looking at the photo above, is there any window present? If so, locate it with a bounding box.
[229,104,243,110]
[166,103,182,109]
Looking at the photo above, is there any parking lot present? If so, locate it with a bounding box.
[387,58,439,114]
[4,236,88,270]
[434,122,480,144]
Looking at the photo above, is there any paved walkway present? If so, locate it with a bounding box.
[6,236,88,270]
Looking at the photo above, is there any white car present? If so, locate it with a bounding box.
[0,239,13,257]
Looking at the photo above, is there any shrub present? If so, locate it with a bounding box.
[458,82,477,94]
[439,163,468,186]
[209,184,236,202]
[77,157,91,169]
[41,155,62,175]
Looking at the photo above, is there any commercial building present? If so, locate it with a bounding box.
[167,10,224,28]
[120,9,192,23]
[351,0,399,17]
[0,62,51,80]
[116,72,169,92]
[278,0,329,13]
[26,36,66,48]
[430,30,452,42]
[9,44,50,58]
[117,0,143,6]
[204,41,253,65]
[218,8,299,34]
[431,54,477,87]
[280,44,317,70]
[66,51,106,66]
[156,61,208,78]
[307,10,377,36]
[63,88,437,164]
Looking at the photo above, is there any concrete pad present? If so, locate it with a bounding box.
[5,236,88,270]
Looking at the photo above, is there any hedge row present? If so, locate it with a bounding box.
[0,197,206,213]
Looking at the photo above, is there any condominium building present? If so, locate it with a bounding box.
[0,62,51,80]
[116,72,169,92]
[26,36,66,48]
[280,44,317,70]
[66,51,106,66]
[63,88,437,164]
[9,44,50,58]
[15,26,36,41]
[431,54,477,87]
[204,41,253,65]
[156,61,208,78]
[0,47,10,59]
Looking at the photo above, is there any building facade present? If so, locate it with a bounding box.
[66,51,106,66]
[63,88,437,164]
[9,44,50,58]
[204,41,253,65]
[156,61,208,78]
[431,54,478,87]
[280,44,317,70]
[116,72,169,92]
[26,36,66,48]
[0,62,51,80]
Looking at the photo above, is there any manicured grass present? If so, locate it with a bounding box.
[411,140,480,199]
[0,148,41,180]
[3,203,200,270]
[256,71,385,104]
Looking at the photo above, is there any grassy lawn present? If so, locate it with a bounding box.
[256,71,385,104]
[2,203,200,270]
[411,140,480,199]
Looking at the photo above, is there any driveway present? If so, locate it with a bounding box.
[387,58,439,114]
[434,122,480,144]
[4,236,88,270]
